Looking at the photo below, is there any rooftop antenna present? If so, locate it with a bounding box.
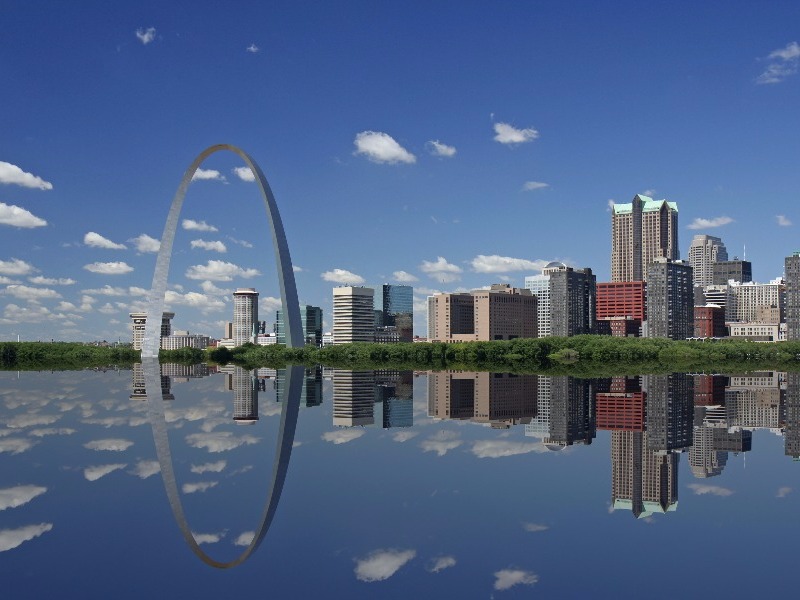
[743,244,746,261]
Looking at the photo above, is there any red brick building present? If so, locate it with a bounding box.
[694,304,726,338]
[596,281,646,336]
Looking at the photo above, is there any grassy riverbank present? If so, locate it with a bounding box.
[0,342,140,370]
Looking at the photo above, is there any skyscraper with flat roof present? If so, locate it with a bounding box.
[785,252,800,340]
[688,234,727,287]
[646,258,693,339]
[333,286,374,344]
[382,284,413,342]
[130,311,174,350]
[611,194,679,282]
[232,288,259,346]
[549,267,596,336]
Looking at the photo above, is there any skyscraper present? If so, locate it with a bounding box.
[232,288,259,346]
[333,286,374,344]
[712,259,752,285]
[646,258,693,339]
[276,305,323,346]
[524,261,566,337]
[785,252,800,340]
[611,194,679,282]
[688,234,728,287]
[129,311,175,350]
[382,284,413,342]
[549,267,596,337]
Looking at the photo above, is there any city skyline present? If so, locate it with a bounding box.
[3,2,800,342]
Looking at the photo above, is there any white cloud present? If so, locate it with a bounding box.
[228,236,253,248]
[131,460,160,479]
[260,296,282,315]
[0,202,47,228]
[233,166,255,181]
[135,27,156,45]
[0,523,53,552]
[353,131,416,164]
[0,485,47,511]
[354,549,416,582]
[28,276,75,286]
[322,429,365,445]
[84,464,127,481]
[522,181,549,192]
[185,260,259,281]
[165,290,225,314]
[182,219,218,232]
[185,431,259,453]
[777,215,792,227]
[293,265,304,272]
[182,481,218,494]
[191,461,226,474]
[246,43,259,54]
[777,486,792,498]
[0,438,38,454]
[3,285,61,302]
[687,483,733,497]
[190,239,227,253]
[494,569,538,590]
[392,270,418,283]
[84,231,126,250]
[420,431,462,457]
[193,532,224,544]
[471,255,548,274]
[199,280,231,296]
[83,262,134,275]
[192,168,226,182]
[0,303,56,325]
[426,140,456,157]
[0,276,19,284]
[131,234,161,253]
[0,258,35,276]
[427,555,456,573]
[522,522,549,533]
[471,440,548,459]
[757,41,800,84]
[83,438,134,452]
[321,268,365,285]
[234,531,255,547]
[687,216,734,230]
[81,285,127,296]
[0,161,53,190]
[419,256,462,283]
[493,122,539,144]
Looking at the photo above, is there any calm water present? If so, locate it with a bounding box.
[1,364,798,598]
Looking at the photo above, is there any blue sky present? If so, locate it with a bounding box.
[2,1,800,342]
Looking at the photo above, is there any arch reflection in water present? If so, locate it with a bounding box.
[144,358,304,568]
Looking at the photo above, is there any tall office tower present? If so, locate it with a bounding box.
[611,194,679,282]
[611,430,679,518]
[333,286,374,344]
[713,259,752,285]
[427,285,537,342]
[643,373,693,453]
[276,305,323,346]
[545,376,595,448]
[525,261,568,337]
[232,288,259,346]
[596,281,646,337]
[725,372,785,430]
[549,267,596,337]
[332,370,375,426]
[227,366,258,424]
[382,284,413,342]
[727,279,785,323]
[785,252,800,341]
[785,372,800,459]
[646,258,694,339]
[688,234,728,287]
[129,312,175,351]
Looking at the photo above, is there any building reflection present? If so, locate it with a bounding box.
[226,366,259,424]
[333,370,375,426]
[786,372,800,459]
[276,366,323,408]
[375,370,413,428]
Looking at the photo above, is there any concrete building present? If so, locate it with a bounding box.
[694,304,726,338]
[785,252,800,341]
[333,286,374,344]
[382,284,413,342]
[688,234,728,287]
[611,195,679,282]
[276,304,323,346]
[727,322,786,342]
[524,261,568,338]
[160,330,210,350]
[427,284,537,342]
[232,288,259,346]
[130,311,174,351]
[713,259,752,285]
[596,281,646,337]
[646,258,693,340]
[549,267,596,337]
[728,279,785,323]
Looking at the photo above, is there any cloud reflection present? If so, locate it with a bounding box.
[0,523,53,552]
[426,555,457,573]
[493,568,539,590]
[0,485,47,511]
[354,548,416,582]
[84,438,134,452]
[322,430,365,445]
[84,464,127,481]
[687,483,734,497]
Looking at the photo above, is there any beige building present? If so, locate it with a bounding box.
[728,279,785,323]
[129,311,174,351]
[427,284,537,342]
[611,194,679,282]
[333,286,374,344]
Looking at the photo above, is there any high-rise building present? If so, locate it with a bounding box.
[727,279,785,323]
[611,194,679,282]
[549,267,596,337]
[333,286,374,344]
[693,304,726,338]
[376,370,413,428]
[785,252,800,341]
[276,305,323,346]
[232,288,259,346]
[785,372,800,459]
[427,284,537,342]
[382,284,413,342]
[713,259,752,285]
[646,258,693,339]
[596,281,646,337]
[688,234,728,287]
[129,311,175,351]
[524,261,567,337]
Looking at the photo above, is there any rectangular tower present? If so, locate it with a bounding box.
[333,286,375,344]
[549,267,596,337]
[232,288,259,346]
[611,195,678,282]
[646,259,693,340]
[382,284,413,342]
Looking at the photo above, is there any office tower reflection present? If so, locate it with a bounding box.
[643,373,693,452]
[427,371,537,428]
[545,376,595,448]
[375,370,413,428]
[725,372,785,431]
[225,366,259,424]
[785,372,800,459]
[275,366,323,407]
[130,362,174,400]
[525,376,552,439]
[333,370,375,426]
[596,376,645,431]
[611,430,678,518]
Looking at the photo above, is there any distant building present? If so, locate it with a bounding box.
[333,286,374,344]
[713,259,752,285]
[611,195,679,282]
[646,258,693,340]
[130,311,174,351]
[382,284,413,342]
[276,304,323,346]
[596,281,646,337]
[549,267,596,337]
[524,261,567,337]
[161,330,210,350]
[688,234,727,287]
[728,279,785,323]
[785,252,800,341]
[694,304,726,338]
[233,288,259,346]
[727,322,785,342]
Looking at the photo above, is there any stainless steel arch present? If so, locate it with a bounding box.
[141,143,304,357]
